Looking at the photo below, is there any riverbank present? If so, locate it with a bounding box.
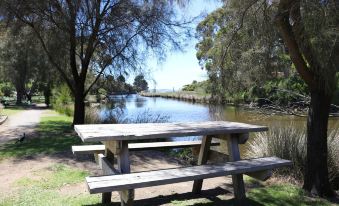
[140,91,212,104]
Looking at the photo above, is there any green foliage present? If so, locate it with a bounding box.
[332,73,339,105]
[196,2,290,99]
[248,74,309,106]
[0,83,14,97]
[133,74,148,92]
[51,84,74,116]
[182,80,198,91]
[182,80,210,95]
[90,74,135,95]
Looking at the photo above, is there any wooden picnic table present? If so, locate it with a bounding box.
[74,121,290,206]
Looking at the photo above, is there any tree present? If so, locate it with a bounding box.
[3,0,189,125]
[196,2,290,102]
[274,0,338,197]
[0,25,49,104]
[133,74,148,92]
[199,0,338,197]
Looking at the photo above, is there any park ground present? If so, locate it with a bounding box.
[0,105,337,206]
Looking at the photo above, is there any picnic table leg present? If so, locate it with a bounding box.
[101,149,114,204]
[192,135,212,194]
[117,140,134,206]
[227,133,246,201]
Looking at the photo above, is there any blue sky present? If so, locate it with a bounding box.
[145,1,221,90]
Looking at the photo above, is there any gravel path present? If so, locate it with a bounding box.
[0,105,46,143]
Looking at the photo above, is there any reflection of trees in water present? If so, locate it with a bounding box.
[101,97,127,123]
[101,95,169,124]
[208,105,225,121]
[135,97,146,108]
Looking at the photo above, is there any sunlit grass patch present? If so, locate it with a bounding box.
[0,112,80,160]
[1,106,26,116]
[247,184,332,206]
[1,164,100,206]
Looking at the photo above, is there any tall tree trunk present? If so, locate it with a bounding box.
[15,85,24,105]
[43,82,51,107]
[44,88,51,107]
[73,85,85,125]
[303,90,335,197]
[16,90,23,105]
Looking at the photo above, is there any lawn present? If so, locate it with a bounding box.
[0,111,81,160]
[0,106,26,116]
[168,184,333,206]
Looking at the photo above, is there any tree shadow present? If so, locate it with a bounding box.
[84,187,264,206]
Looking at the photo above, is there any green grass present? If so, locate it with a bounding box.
[0,106,26,116]
[0,164,101,206]
[169,184,333,206]
[0,112,82,160]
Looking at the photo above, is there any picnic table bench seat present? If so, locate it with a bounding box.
[72,140,220,155]
[87,156,292,194]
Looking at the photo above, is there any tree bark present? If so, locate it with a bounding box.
[16,90,23,105]
[73,91,85,125]
[303,90,335,197]
[15,85,25,105]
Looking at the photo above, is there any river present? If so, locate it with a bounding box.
[99,94,338,141]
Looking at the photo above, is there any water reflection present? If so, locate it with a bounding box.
[99,94,338,130]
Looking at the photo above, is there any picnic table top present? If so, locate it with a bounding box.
[74,121,268,142]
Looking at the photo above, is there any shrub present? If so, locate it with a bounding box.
[246,125,339,189]
[0,83,14,97]
[51,84,74,116]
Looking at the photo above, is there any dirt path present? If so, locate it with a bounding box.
[0,105,46,143]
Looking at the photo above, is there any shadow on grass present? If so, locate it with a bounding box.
[83,184,335,206]
[0,119,81,160]
[84,187,263,206]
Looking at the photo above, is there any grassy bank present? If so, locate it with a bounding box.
[140,91,212,104]
[0,111,80,160]
[0,106,26,116]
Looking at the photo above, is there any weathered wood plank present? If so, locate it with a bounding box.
[74,121,268,142]
[72,141,220,155]
[116,141,134,206]
[86,157,292,194]
[72,145,105,154]
[227,134,246,200]
[100,149,116,204]
[192,135,212,194]
[128,140,220,151]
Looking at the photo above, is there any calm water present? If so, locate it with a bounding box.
[99,94,339,141]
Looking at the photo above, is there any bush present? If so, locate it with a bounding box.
[248,74,309,106]
[246,126,339,189]
[0,83,14,97]
[51,84,74,116]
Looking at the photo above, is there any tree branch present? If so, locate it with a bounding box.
[274,0,315,87]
